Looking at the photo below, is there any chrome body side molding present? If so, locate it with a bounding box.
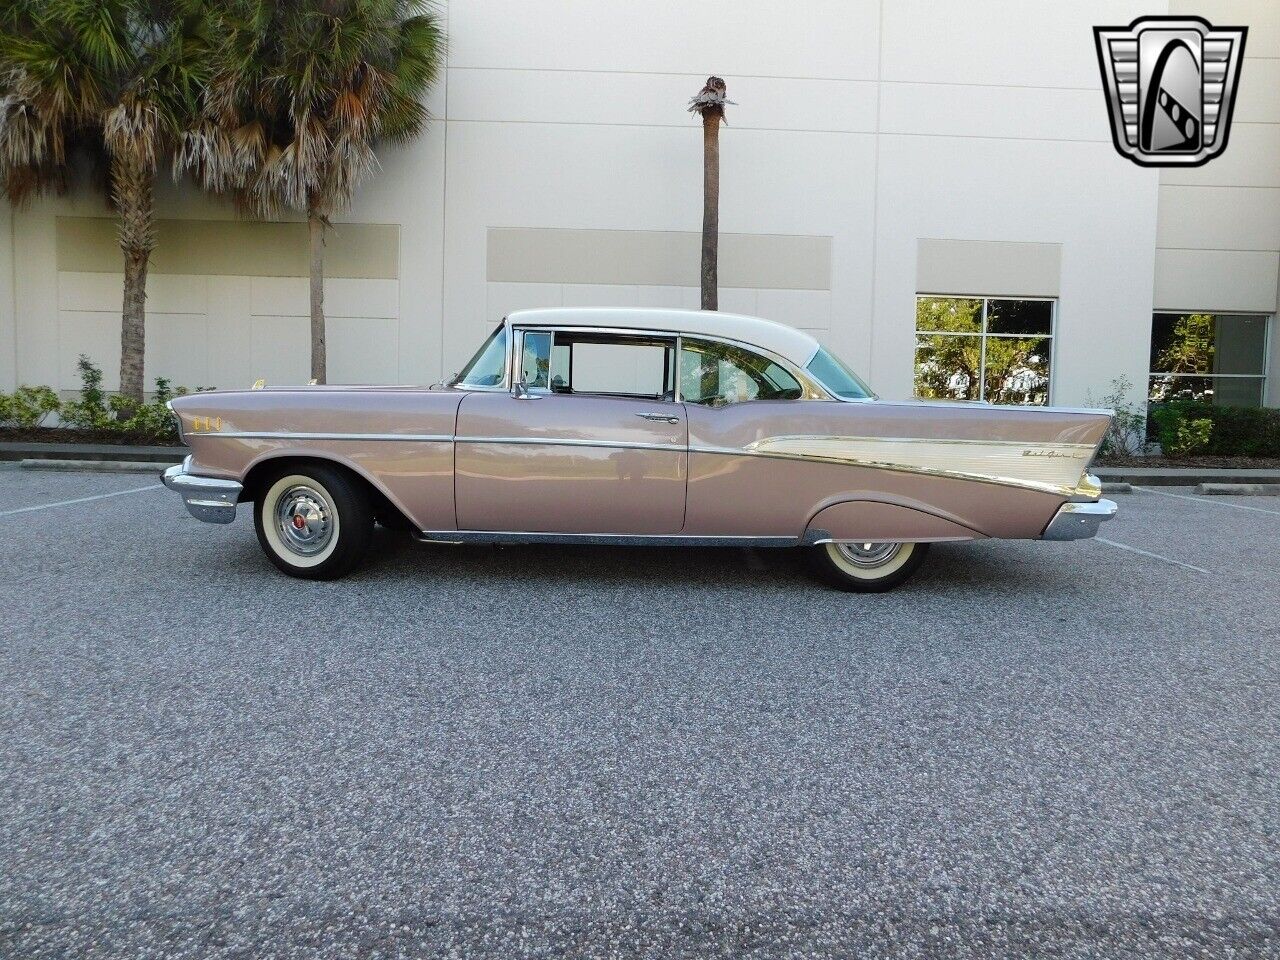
[162,457,242,524]
[416,530,800,548]
[1041,499,1118,540]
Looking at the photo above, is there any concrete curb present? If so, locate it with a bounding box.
[1101,482,1132,494]
[1,441,186,464]
[1196,483,1280,497]
[1095,467,1280,486]
[18,459,175,474]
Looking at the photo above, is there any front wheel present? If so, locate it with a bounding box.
[254,465,374,580]
[807,541,930,593]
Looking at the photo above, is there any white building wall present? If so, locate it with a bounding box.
[1,0,1276,409]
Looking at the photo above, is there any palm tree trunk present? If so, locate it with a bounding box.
[308,209,327,383]
[114,157,155,406]
[700,112,720,312]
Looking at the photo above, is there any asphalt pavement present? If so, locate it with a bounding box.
[1,464,1277,958]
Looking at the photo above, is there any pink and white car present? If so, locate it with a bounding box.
[163,308,1116,591]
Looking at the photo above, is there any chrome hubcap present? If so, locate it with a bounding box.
[832,541,901,568]
[274,484,333,556]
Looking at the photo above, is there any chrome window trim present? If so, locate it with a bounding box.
[451,320,512,392]
[508,323,834,402]
[509,323,680,401]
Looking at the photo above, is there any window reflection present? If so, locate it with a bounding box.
[1148,313,1269,408]
[914,297,1055,405]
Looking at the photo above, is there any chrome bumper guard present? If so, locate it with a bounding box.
[162,456,242,524]
[1042,498,1118,541]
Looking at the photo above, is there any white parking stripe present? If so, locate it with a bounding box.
[1137,486,1280,516]
[1094,536,1211,575]
[0,484,161,517]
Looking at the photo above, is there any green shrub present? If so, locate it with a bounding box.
[1149,400,1280,458]
[1086,376,1147,456]
[0,385,62,428]
[33,356,197,443]
[60,355,113,429]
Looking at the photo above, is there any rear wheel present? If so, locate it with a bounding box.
[807,541,929,593]
[254,465,373,580]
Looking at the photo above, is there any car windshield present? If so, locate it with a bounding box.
[451,324,509,387]
[805,347,875,400]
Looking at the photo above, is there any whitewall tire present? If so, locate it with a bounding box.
[808,541,930,593]
[253,465,374,580]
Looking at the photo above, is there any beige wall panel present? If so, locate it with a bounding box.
[324,279,399,320]
[56,217,399,279]
[446,69,878,134]
[561,284,641,308]
[15,208,61,389]
[249,315,311,386]
[147,313,210,389]
[57,309,214,391]
[485,282,563,325]
[1159,123,1280,187]
[57,271,121,312]
[882,0,1162,88]
[0,204,14,388]
[246,277,396,320]
[1169,0,1280,56]
[205,277,254,390]
[58,272,211,315]
[716,288,760,317]
[755,289,832,332]
[1157,185,1280,251]
[448,0,880,79]
[1153,249,1279,312]
[57,311,119,391]
[881,84,1106,143]
[249,277,308,317]
[917,240,1063,298]
[326,318,400,385]
[635,286,698,310]
[487,228,833,290]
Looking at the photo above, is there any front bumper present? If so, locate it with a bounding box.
[162,456,242,524]
[1042,498,1118,541]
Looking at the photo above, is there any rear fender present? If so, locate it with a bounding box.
[805,498,984,544]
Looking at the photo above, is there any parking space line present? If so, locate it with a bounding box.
[0,484,161,517]
[1136,486,1280,517]
[1094,536,1211,574]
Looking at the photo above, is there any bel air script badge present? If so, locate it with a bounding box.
[1022,449,1083,459]
[1094,16,1247,168]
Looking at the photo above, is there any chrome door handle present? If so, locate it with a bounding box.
[636,413,681,424]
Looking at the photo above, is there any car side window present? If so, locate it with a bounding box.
[679,338,804,405]
[518,330,677,400]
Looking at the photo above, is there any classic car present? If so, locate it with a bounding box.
[162,308,1116,591]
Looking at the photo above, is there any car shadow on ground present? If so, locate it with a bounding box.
[221,526,1074,595]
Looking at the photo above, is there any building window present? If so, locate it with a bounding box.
[1149,313,1270,408]
[914,297,1054,405]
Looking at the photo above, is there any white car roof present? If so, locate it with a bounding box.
[505,308,822,367]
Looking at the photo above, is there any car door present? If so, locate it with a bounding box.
[454,327,687,534]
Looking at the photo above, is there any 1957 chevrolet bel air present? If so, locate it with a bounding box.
[163,308,1116,591]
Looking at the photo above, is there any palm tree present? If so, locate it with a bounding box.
[185,0,444,383]
[688,76,732,311]
[0,0,217,405]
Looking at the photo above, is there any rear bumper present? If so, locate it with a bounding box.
[1042,498,1118,541]
[162,456,242,524]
